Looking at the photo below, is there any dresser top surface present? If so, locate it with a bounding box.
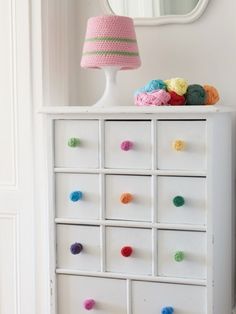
[39,105,235,115]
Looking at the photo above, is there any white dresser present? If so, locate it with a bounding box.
[42,105,235,314]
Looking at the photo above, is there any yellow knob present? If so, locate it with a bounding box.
[172,140,185,151]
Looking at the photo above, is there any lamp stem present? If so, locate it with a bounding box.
[93,66,121,107]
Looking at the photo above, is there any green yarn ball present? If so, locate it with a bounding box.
[185,84,206,105]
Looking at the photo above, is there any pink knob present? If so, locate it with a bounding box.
[120,140,133,151]
[83,299,95,310]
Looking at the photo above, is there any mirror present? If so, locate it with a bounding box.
[100,0,210,25]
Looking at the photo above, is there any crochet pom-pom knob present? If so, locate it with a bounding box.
[120,140,133,151]
[69,191,83,202]
[173,195,185,207]
[70,242,83,255]
[121,246,133,257]
[120,193,133,204]
[68,137,80,147]
[174,251,185,262]
[83,299,95,310]
[161,306,174,314]
[172,140,185,151]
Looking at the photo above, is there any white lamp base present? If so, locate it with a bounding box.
[93,66,121,107]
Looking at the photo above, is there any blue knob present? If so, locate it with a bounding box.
[69,191,83,202]
[161,307,174,314]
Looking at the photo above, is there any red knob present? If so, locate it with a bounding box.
[121,246,133,257]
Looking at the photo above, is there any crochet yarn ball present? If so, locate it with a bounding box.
[165,77,188,96]
[186,84,206,105]
[168,91,185,106]
[203,85,220,105]
[135,79,166,95]
[145,79,166,92]
[135,90,171,106]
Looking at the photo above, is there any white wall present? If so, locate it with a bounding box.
[43,0,236,107]
[0,0,35,313]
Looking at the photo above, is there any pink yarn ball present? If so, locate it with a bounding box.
[135,90,171,106]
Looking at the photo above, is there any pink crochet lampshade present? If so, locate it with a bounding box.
[80,15,141,107]
[81,15,141,69]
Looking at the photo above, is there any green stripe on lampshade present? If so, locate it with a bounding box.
[83,50,139,57]
[85,37,137,43]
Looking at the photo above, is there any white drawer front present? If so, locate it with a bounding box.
[157,230,206,279]
[56,225,100,271]
[106,227,152,275]
[157,120,206,171]
[132,281,206,314]
[55,173,100,219]
[57,275,127,314]
[104,121,152,169]
[157,176,206,226]
[105,175,152,222]
[54,120,99,168]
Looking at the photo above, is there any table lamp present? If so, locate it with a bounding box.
[80,15,141,107]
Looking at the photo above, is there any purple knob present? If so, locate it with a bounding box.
[70,242,83,255]
[120,140,134,151]
[83,299,95,310]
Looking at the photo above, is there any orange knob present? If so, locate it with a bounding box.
[120,193,133,204]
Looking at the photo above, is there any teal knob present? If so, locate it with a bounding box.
[161,307,174,314]
[68,137,80,147]
[174,251,185,262]
[70,191,83,202]
[173,195,185,207]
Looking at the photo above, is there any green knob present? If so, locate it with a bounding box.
[68,138,80,147]
[174,251,185,262]
[173,195,185,207]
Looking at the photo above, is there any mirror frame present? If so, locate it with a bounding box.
[99,0,210,26]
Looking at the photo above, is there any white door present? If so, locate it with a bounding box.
[0,1,35,314]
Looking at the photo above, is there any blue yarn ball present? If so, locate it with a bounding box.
[134,79,167,96]
[144,79,167,92]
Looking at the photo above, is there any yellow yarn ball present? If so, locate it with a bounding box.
[165,78,188,96]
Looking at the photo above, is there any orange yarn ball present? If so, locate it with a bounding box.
[203,85,220,105]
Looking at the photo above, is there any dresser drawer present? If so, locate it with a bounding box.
[105,227,152,275]
[57,275,127,314]
[157,230,206,279]
[157,176,206,226]
[104,121,152,169]
[54,120,99,168]
[132,281,206,314]
[55,173,100,219]
[56,224,100,271]
[157,120,206,171]
[105,174,152,222]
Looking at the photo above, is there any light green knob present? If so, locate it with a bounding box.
[174,251,185,262]
[68,138,80,147]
